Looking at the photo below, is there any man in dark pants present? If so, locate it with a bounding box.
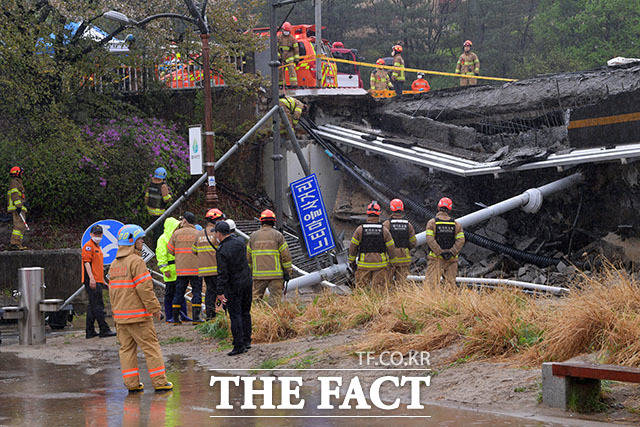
[214,221,252,356]
[82,225,116,338]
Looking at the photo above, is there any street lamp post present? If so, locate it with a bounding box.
[104,1,219,208]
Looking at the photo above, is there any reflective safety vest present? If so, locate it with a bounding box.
[389,219,410,248]
[247,226,293,280]
[280,97,303,125]
[435,219,456,250]
[392,55,405,82]
[146,182,165,216]
[359,224,386,254]
[7,178,25,213]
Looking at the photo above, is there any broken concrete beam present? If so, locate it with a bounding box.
[380,112,479,151]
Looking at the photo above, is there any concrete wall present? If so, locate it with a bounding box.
[0,249,81,302]
[262,139,341,219]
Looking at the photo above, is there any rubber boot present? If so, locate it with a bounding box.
[164,298,173,323]
[192,306,203,325]
[172,307,182,325]
[179,301,191,322]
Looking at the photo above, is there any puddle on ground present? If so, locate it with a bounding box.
[0,353,565,426]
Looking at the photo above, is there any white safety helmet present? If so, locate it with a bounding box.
[226,219,236,232]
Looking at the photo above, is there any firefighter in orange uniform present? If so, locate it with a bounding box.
[425,197,465,286]
[411,73,431,92]
[278,22,300,87]
[109,224,173,393]
[247,210,293,305]
[167,212,201,324]
[7,166,28,250]
[348,201,396,289]
[82,224,116,338]
[192,208,226,320]
[382,199,416,282]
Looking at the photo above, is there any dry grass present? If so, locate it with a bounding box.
[249,267,640,366]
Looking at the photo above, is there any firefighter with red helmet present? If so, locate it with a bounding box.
[382,199,416,282]
[192,208,225,320]
[247,210,293,305]
[390,45,405,96]
[278,22,300,87]
[370,58,394,91]
[425,197,465,286]
[7,166,27,250]
[348,201,396,289]
[455,40,480,86]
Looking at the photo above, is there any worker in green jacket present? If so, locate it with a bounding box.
[156,217,189,322]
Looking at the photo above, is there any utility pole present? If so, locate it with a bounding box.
[314,0,322,85]
[269,0,284,227]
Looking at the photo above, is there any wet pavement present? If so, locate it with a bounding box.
[0,351,576,426]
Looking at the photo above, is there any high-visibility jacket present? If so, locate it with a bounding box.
[7,177,26,213]
[411,78,431,92]
[279,97,305,126]
[392,54,405,82]
[108,245,160,324]
[348,217,396,271]
[278,34,300,63]
[247,225,293,280]
[382,214,416,267]
[156,217,180,282]
[144,178,172,216]
[425,211,465,259]
[370,69,393,90]
[167,223,199,276]
[455,52,480,76]
[192,224,218,277]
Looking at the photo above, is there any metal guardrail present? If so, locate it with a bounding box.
[316,124,640,177]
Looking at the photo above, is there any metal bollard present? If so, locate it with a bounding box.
[17,267,46,345]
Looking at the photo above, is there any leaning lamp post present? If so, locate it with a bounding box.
[104,1,219,207]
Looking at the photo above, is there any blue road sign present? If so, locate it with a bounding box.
[290,174,335,258]
[81,220,125,265]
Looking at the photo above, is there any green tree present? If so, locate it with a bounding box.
[530,0,640,74]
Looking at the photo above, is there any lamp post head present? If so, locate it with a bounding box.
[103,11,135,26]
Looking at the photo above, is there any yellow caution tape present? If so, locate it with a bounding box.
[316,55,517,83]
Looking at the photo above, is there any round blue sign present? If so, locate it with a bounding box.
[81,220,125,265]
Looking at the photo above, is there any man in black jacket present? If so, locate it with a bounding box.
[214,220,252,356]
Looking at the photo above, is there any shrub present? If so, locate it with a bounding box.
[0,115,191,224]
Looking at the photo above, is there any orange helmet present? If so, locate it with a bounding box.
[282,22,292,32]
[366,201,381,216]
[376,58,385,65]
[332,41,344,48]
[390,199,404,212]
[9,166,23,177]
[392,44,403,53]
[205,208,224,221]
[438,197,453,211]
[260,209,276,222]
[464,40,472,47]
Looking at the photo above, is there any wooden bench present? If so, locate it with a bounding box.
[542,362,640,411]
